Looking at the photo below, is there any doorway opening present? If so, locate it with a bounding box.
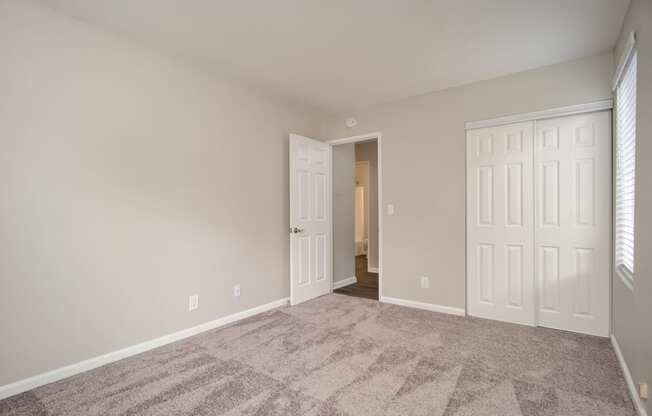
[330,135,381,300]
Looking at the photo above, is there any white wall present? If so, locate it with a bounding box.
[355,160,369,255]
[355,141,379,270]
[322,52,613,308]
[0,0,327,386]
[332,144,355,282]
[612,1,652,414]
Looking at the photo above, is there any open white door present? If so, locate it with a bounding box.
[290,134,332,305]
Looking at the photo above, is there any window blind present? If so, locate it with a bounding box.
[615,50,637,276]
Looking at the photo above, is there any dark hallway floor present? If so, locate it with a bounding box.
[333,255,378,300]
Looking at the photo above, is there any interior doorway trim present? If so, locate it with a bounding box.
[465,99,613,130]
[327,132,383,299]
[354,161,371,261]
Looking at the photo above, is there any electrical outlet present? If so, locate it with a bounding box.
[233,284,241,297]
[420,276,430,289]
[640,382,648,400]
[188,295,198,311]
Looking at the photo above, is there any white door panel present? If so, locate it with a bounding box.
[290,134,332,305]
[534,111,611,336]
[467,122,535,326]
[467,111,611,336]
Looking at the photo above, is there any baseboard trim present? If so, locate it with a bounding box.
[380,296,466,317]
[611,334,648,416]
[333,276,357,290]
[0,297,289,401]
[367,266,379,273]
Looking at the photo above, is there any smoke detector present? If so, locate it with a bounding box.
[345,117,357,128]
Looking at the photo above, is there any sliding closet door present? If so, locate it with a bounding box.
[467,122,535,326]
[534,111,611,336]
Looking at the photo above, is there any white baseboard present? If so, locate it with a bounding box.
[333,276,357,290]
[367,266,379,273]
[380,296,466,317]
[0,297,289,401]
[611,334,648,416]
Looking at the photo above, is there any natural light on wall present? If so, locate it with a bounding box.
[614,32,637,283]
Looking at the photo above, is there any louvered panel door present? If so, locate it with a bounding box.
[466,122,535,326]
[534,111,611,336]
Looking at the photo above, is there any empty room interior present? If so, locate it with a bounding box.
[1,1,651,415]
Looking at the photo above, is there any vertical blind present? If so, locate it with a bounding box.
[615,50,637,276]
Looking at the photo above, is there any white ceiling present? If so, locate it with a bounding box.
[38,0,629,112]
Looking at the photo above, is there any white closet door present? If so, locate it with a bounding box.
[534,111,611,336]
[467,122,535,326]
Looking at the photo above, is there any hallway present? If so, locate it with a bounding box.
[333,255,378,300]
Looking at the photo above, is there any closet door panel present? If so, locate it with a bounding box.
[467,122,535,326]
[534,111,611,336]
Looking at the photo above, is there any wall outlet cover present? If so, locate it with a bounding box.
[233,284,241,297]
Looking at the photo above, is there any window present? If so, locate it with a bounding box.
[615,46,637,281]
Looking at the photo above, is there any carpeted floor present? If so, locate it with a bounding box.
[0,294,636,416]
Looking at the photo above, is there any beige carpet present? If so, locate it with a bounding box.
[0,294,636,415]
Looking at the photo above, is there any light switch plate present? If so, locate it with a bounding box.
[387,204,395,215]
[420,276,430,289]
[188,295,198,311]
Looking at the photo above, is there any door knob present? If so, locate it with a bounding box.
[291,227,305,234]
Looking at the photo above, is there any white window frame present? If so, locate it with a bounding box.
[612,31,637,288]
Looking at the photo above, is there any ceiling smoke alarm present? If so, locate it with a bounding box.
[345,117,357,128]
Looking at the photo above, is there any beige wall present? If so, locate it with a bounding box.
[355,141,379,270]
[321,52,613,307]
[332,144,355,282]
[0,0,327,386]
[612,0,652,413]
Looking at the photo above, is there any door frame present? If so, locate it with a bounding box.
[464,100,614,333]
[354,161,371,258]
[327,132,383,299]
